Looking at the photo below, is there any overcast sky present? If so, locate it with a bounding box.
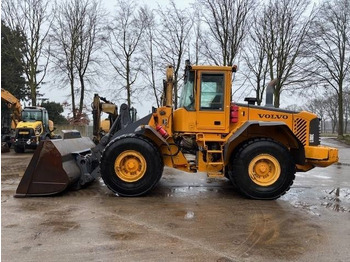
[103,0,192,9]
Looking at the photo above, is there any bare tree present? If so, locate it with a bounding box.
[140,6,162,108]
[344,89,350,133]
[199,0,255,66]
[74,0,105,115]
[190,5,204,65]
[305,96,328,133]
[50,1,78,118]
[51,0,105,119]
[309,0,350,137]
[259,0,315,108]
[106,0,146,108]
[325,93,339,133]
[156,0,193,108]
[242,9,269,105]
[2,0,52,106]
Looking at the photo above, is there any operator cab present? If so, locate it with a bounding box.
[174,63,234,133]
[22,109,42,122]
[179,70,225,111]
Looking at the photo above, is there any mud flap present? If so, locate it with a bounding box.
[15,137,95,197]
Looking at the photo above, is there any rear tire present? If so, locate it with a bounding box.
[229,138,295,200]
[100,135,163,196]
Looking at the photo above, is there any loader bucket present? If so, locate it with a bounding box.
[15,136,95,197]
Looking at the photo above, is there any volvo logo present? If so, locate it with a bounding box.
[258,113,288,120]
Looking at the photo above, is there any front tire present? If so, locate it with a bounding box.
[100,135,163,196]
[229,138,295,200]
[14,145,25,153]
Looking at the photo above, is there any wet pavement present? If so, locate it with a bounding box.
[1,137,349,261]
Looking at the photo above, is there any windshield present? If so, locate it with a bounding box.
[22,110,42,122]
[179,70,195,110]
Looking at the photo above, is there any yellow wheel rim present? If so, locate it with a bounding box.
[114,150,147,182]
[248,154,281,186]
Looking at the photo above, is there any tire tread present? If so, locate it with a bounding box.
[100,134,163,196]
[230,137,295,200]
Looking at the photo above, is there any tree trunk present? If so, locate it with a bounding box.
[70,76,76,119]
[338,88,344,138]
[332,119,337,134]
[29,64,36,106]
[126,57,131,108]
[79,74,85,114]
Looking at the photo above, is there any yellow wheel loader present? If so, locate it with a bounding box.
[15,62,338,199]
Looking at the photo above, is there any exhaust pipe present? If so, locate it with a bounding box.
[265,79,278,108]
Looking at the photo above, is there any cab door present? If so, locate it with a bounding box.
[196,72,228,132]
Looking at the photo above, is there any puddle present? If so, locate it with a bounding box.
[321,188,350,213]
[290,201,321,216]
[184,211,195,220]
[336,162,350,167]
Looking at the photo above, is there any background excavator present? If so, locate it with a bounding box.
[15,62,338,200]
[1,88,58,153]
[91,94,118,144]
[1,88,22,152]
[91,94,138,144]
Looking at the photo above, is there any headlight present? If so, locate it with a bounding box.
[34,125,42,136]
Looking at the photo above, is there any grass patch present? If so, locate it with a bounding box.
[339,135,350,145]
[321,133,350,145]
[321,133,337,137]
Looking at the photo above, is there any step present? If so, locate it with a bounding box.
[207,162,224,166]
[207,171,225,178]
[206,150,223,153]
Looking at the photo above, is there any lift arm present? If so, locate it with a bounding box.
[1,88,22,128]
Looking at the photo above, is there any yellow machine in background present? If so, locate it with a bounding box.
[92,93,138,144]
[1,88,22,151]
[91,94,118,144]
[16,62,338,200]
[1,88,22,129]
[1,88,58,153]
[14,106,57,153]
[100,119,111,135]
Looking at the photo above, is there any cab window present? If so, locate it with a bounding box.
[200,73,224,110]
[22,110,43,122]
[179,70,195,110]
